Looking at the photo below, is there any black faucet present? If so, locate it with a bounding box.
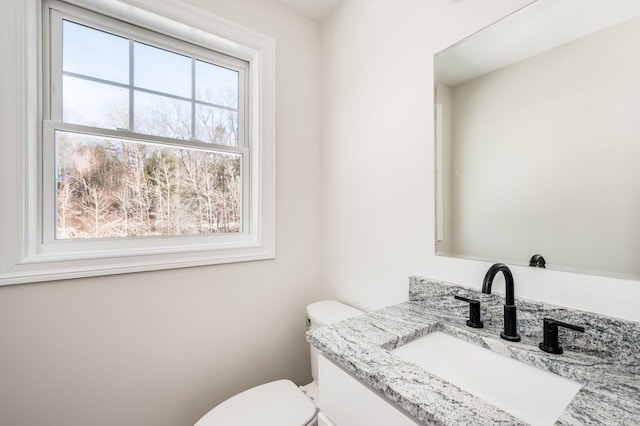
[482,263,521,342]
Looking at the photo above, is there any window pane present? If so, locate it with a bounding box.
[63,75,129,128]
[63,20,129,84]
[195,104,239,146]
[134,91,191,139]
[196,60,239,108]
[134,42,191,98]
[55,131,242,239]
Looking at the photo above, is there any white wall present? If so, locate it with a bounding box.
[0,1,322,425]
[320,0,640,321]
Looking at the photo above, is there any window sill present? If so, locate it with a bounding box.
[2,242,275,285]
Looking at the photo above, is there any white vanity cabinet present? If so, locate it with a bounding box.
[318,354,421,426]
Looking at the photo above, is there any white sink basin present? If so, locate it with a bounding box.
[392,331,581,426]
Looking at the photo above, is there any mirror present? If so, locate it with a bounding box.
[435,0,640,280]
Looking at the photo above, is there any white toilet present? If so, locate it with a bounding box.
[195,301,364,426]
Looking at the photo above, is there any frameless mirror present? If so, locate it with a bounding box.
[435,0,640,280]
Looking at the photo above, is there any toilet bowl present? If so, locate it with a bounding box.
[195,300,363,426]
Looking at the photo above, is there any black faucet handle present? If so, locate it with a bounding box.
[539,318,585,354]
[550,318,585,333]
[454,295,479,305]
[454,295,483,328]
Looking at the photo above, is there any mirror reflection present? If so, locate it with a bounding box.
[435,0,640,280]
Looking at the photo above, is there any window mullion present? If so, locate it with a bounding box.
[45,120,247,155]
[191,58,196,139]
[49,10,64,121]
[129,39,134,131]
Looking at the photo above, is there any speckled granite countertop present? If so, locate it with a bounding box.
[306,277,640,425]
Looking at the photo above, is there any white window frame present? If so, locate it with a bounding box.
[0,0,276,285]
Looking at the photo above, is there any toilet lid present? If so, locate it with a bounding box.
[195,379,316,426]
[307,301,363,327]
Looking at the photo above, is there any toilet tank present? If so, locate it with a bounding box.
[307,301,363,382]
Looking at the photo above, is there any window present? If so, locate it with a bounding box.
[0,0,276,285]
[46,4,248,240]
